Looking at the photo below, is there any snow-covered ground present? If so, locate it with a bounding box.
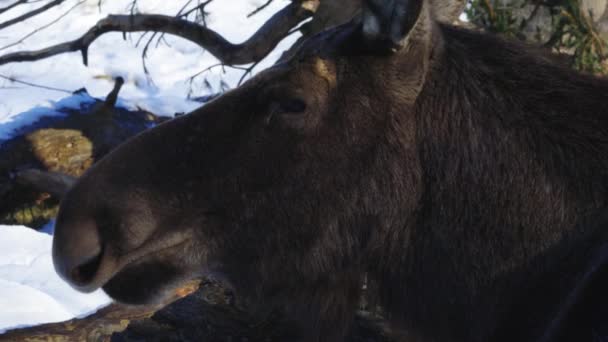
[0,0,299,132]
[0,223,110,333]
[0,0,298,334]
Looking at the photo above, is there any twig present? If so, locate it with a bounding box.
[248,0,274,17]
[188,62,224,82]
[0,0,68,31]
[238,60,261,85]
[0,73,72,93]
[0,0,86,51]
[141,31,158,74]
[176,0,197,17]
[181,0,213,20]
[186,62,255,97]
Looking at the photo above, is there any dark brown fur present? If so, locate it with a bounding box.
[52,2,608,341]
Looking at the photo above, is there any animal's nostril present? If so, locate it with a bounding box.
[68,245,104,286]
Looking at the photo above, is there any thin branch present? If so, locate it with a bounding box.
[128,0,138,15]
[0,0,30,15]
[0,0,318,67]
[0,73,72,93]
[181,0,213,20]
[1,0,85,51]
[176,0,197,17]
[248,0,274,17]
[0,0,67,31]
[188,62,224,82]
[186,62,253,98]
[238,60,261,85]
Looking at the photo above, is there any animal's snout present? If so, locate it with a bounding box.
[52,217,105,292]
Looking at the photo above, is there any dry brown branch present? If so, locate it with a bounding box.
[0,278,394,341]
[15,169,76,198]
[0,0,319,67]
[0,280,201,342]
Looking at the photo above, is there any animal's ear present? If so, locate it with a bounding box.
[431,0,466,24]
[361,0,425,52]
[540,244,608,341]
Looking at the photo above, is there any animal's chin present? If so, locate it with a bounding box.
[101,259,184,305]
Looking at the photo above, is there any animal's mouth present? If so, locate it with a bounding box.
[69,233,190,297]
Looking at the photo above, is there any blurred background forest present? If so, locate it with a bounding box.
[467,0,608,73]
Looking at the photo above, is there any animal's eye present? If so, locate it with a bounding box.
[273,98,307,115]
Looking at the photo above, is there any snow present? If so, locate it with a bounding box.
[0,0,299,119]
[0,91,94,142]
[0,0,299,334]
[0,224,111,334]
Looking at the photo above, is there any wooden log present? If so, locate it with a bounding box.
[0,280,201,342]
[0,79,169,228]
[0,278,396,342]
[15,169,76,198]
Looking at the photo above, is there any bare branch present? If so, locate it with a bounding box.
[238,60,261,85]
[0,73,72,93]
[248,0,274,17]
[0,0,319,67]
[104,76,124,107]
[0,0,67,31]
[1,0,85,51]
[0,0,30,15]
[15,169,76,198]
[180,0,214,21]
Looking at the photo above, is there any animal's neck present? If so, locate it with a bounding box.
[416,25,608,238]
[373,24,608,341]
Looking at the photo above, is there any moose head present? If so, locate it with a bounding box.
[52,0,608,340]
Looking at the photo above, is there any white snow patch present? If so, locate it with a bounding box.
[0,225,111,334]
[0,92,97,142]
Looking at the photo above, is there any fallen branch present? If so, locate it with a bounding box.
[15,169,76,198]
[0,277,395,341]
[0,280,201,342]
[0,0,319,67]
